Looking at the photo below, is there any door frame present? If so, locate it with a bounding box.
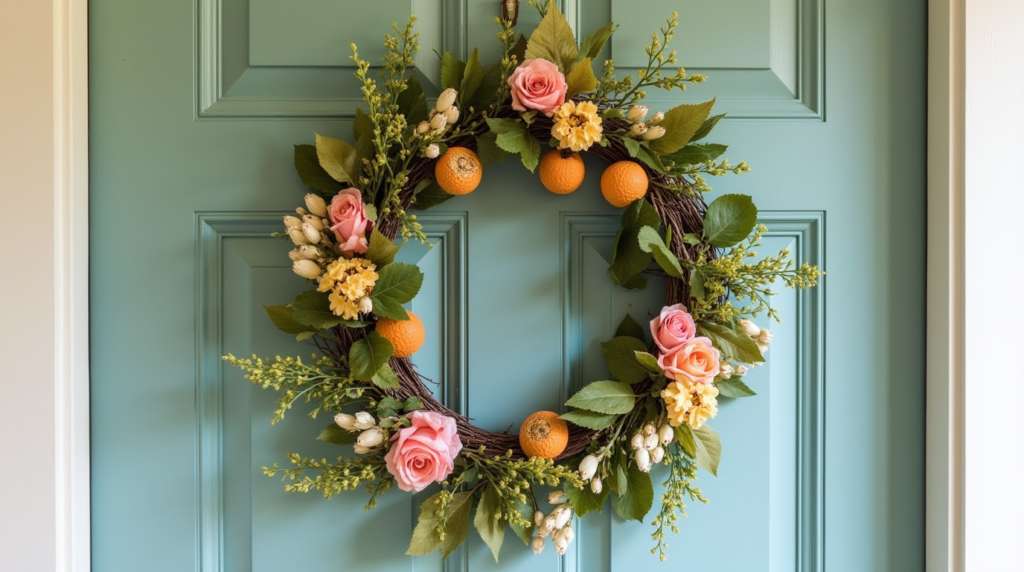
[33,0,974,570]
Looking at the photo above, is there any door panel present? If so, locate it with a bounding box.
[91,0,925,571]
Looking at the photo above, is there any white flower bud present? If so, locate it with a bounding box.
[292,259,322,279]
[735,364,749,376]
[531,536,545,554]
[650,446,665,464]
[425,144,440,159]
[353,444,371,454]
[630,123,648,137]
[644,433,659,450]
[356,427,385,448]
[738,318,761,339]
[283,215,303,229]
[444,105,460,124]
[334,413,357,431]
[553,505,572,529]
[302,214,325,231]
[642,126,666,140]
[554,536,569,555]
[288,249,303,262]
[643,423,657,436]
[649,111,665,124]
[591,476,603,494]
[430,113,447,131]
[719,362,734,380]
[354,411,375,430]
[287,226,309,245]
[547,491,565,505]
[658,424,674,446]
[627,104,649,123]
[301,222,322,244]
[295,207,307,216]
[298,245,321,260]
[631,432,645,450]
[758,329,774,345]
[358,297,373,314]
[534,510,545,527]
[561,526,575,544]
[304,194,328,217]
[578,455,599,480]
[635,448,651,473]
[541,517,556,535]
[417,121,430,134]
[435,88,458,113]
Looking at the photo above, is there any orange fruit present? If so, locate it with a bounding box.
[435,147,483,195]
[519,411,569,459]
[538,150,585,195]
[600,160,649,207]
[375,311,425,358]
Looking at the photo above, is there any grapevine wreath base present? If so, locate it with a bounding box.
[226,1,820,563]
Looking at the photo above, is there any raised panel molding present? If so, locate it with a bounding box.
[561,211,825,571]
[194,212,467,571]
[196,0,467,119]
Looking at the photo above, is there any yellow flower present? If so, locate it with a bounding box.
[551,100,603,152]
[661,379,719,430]
[317,257,379,318]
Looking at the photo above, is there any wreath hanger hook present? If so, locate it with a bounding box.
[501,0,521,26]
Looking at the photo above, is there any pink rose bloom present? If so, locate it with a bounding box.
[328,188,371,254]
[507,58,568,116]
[657,337,722,384]
[650,304,697,353]
[384,410,463,492]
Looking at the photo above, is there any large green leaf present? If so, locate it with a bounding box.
[608,199,659,287]
[613,463,654,521]
[470,63,504,113]
[441,491,474,557]
[615,313,646,342]
[475,132,507,166]
[290,290,346,330]
[600,336,651,384]
[524,1,579,72]
[411,180,454,211]
[664,143,729,167]
[703,193,758,248]
[565,57,598,98]
[647,99,716,155]
[716,377,756,398]
[316,423,355,446]
[696,321,764,364]
[565,481,610,517]
[474,485,505,562]
[489,119,541,172]
[294,144,340,196]
[633,351,661,374]
[637,225,683,278]
[364,227,402,268]
[396,74,429,127]
[579,21,616,60]
[369,263,424,321]
[565,381,636,414]
[408,492,445,556]
[315,133,359,185]
[440,52,465,91]
[692,423,722,476]
[371,362,400,389]
[560,409,617,430]
[507,497,535,546]
[263,304,315,336]
[689,113,726,143]
[349,331,395,381]
[674,425,697,458]
[459,49,484,110]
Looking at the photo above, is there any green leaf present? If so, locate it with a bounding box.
[290,290,346,330]
[263,304,315,336]
[294,145,340,195]
[441,491,474,558]
[371,362,400,389]
[316,423,355,446]
[376,396,402,418]
[459,49,484,110]
[689,269,707,299]
[690,113,726,143]
[614,462,628,495]
[510,34,528,66]
[491,120,541,173]
[703,193,758,248]
[647,99,716,155]
[682,232,702,246]
[566,381,635,414]
[565,481,610,517]
[508,497,535,546]
[474,485,505,562]
[369,263,424,321]
[692,424,722,476]
[664,143,729,166]
[565,57,598,98]
[396,75,429,128]
[622,137,641,158]
[579,22,616,60]
[524,1,579,73]
[408,492,445,556]
[365,227,402,268]
[633,351,661,374]
[716,377,756,398]
[613,463,654,522]
[614,313,646,342]
[349,331,395,381]
[674,425,697,458]
[315,133,359,185]
[607,199,659,287]
[637,225,683,278]
[440,52,465,91]
[475,133,507,166]
[560,409,617,430]
[403,396,425,411]
[470,63,504,112]
[485,117,524,135]
[696,321,764,364]
[634,145,668,173]
[600,336,651,384]
[411,179,455,211]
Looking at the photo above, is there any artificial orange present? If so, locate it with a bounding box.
[435,147,483,195]
[538,150,586,195]
[375,312,425,358]
[519,411,569,459]
[600,160,649,207]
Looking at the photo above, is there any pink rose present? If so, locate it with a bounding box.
[657,337,721,384]
[384,410,463,492]
[650,304,697,353]
[507,58,568,116]
[328,188,371,254]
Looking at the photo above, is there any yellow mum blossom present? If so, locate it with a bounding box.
[661,379,719,430]
[316,257,378,319]
[551,100,603,152]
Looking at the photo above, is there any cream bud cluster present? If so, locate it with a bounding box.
[629,423,674,472]
[334,411,387,454]
[416,88,461,157]
[531,493,575,555]
[738,318,773,354]
[285,194,333,280]
[625,105,666,141]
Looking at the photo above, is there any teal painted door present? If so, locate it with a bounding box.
[90,1,925,571]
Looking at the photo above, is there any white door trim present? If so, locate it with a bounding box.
[36,0,979,570]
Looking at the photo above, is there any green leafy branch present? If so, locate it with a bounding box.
[650,448,706,561]
[265,452,394,508]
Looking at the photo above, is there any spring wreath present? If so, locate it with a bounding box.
[225,1,821,562]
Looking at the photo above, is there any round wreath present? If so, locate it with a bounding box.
[225,1,821,562]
